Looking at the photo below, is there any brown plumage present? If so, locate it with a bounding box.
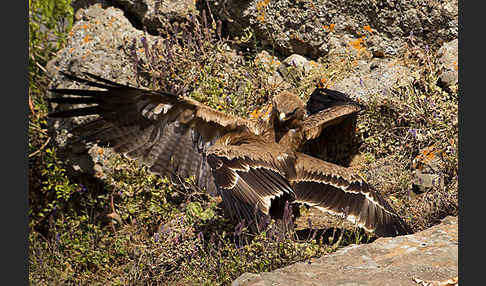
[49,72,412,237]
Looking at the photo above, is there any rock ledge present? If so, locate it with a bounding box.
[233,216,458,286]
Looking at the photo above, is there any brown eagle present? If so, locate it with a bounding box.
[49,72,412,237]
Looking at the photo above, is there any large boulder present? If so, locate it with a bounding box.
[233,216,458,286]
[46,4,158,177]
[332,58,414,103]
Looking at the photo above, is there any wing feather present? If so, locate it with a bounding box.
[48,72,250,196]
[300,88,362,164]
[206,143,296,224]
[301,104,361,141]
[291,153,412,237]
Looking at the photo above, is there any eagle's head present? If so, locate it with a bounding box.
[272,91,306,129]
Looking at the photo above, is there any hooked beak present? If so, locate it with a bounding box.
[279,112,286,122]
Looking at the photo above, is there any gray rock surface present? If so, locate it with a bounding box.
[332,58,413,103]
[233,216,458,286]
[212,0,457,59]
[72,0,197,32]
[437,39,458,89]
[71,0,457,61]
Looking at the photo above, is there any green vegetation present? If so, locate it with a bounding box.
[29,0,457,285]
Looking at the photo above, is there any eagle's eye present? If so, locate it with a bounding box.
[287,108,297,117]
[279,108,298,122]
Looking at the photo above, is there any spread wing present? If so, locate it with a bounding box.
[48,72,254,195]
[291,153,412,237]
[206,141,296,224]
[301,88,362,141]
[300,88,362,164]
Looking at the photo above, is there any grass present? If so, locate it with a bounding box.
[29,1,457,285]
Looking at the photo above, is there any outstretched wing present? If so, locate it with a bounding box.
[300,88,362,165]
[206,140,296,224]
[291,153,412,237]
[48,72,254,195]
[301,88,362,141]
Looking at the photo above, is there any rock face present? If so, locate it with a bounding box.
[332,58,413,103]
[212,0,457,59]
[233,216,458,286]
[72,0,197,32]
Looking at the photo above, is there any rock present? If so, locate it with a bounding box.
[46,4,158,176]
[332,58,413,103]
[436,39,458,89]
[46,4,154,84]
[232,216,458,286]
[254,50,282,72]
[281,54,323,77]
[72,0,197,32]
[212,0,458,59]
[254,51,291,88]
[283,54,308,70]
[411,146,446,193]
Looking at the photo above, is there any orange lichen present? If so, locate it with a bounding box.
[249,108,260,119]
[290,33,303,42]
[317,77,327,88]
[363,25,373,33]
[349,36,367,55]
[322,24,335,32]
[256,0,271,23]
[83,34,90,44]
[412,145,445,170]
[249,104,272,121]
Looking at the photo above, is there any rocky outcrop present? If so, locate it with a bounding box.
[233,216,458,286]
[46,4,157,177]
[212,0,457,59]
[72,0,197,32]
[71,0,457,60]
[332,58,414,103]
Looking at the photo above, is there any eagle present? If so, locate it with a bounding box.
[48,72,412,237]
